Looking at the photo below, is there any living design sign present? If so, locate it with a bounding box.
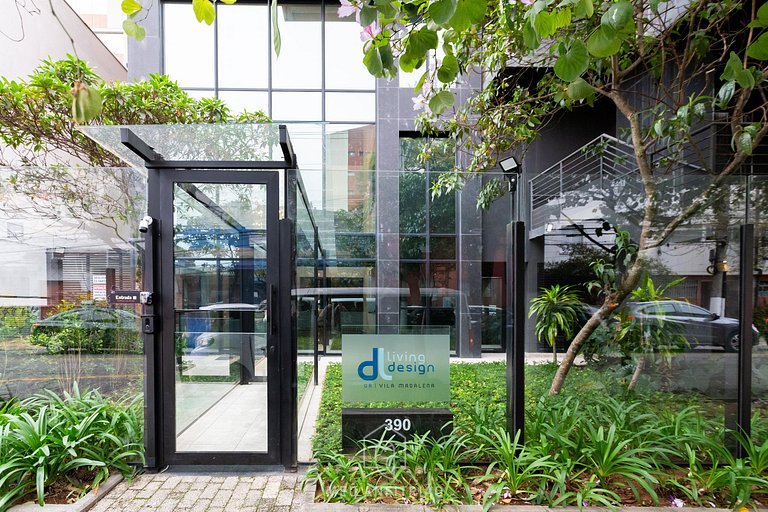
[342,334,450,402]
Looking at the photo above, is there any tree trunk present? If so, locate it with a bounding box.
[628,354,645,391]
[552,342,558,364]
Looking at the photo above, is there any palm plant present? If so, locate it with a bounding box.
[529,285,586,364]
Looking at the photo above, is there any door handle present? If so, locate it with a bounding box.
[269,284,277,335]
[268,345,277,357]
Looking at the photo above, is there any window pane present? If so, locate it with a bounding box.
[400,236,426,260]
[218,5,269,88]
[163,3,214,88]
[218,91,269,117]
[272,4,321,89]
[429,236,456,259]
[399,171,426,234]
[429,177,455,233]
[272,92,322,121]
[326,93,375,122]
[325,7,375,90]
[327,125,376,172]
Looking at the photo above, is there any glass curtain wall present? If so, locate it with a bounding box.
[162,1,375,124]
[0,166,145,402]
[528,166,768,465]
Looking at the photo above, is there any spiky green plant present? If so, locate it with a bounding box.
[529,284,586,364]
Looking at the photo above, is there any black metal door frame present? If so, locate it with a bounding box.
[154,170,281,466]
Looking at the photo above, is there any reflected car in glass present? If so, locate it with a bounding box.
[188,303,267,357]
[625,300,759,352]
[30,307,141,353]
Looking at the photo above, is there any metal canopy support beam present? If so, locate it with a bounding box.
[119,126,296,171]
[121,128,163,162]
[279,124,297,168]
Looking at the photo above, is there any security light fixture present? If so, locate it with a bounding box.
[499,155,521,192]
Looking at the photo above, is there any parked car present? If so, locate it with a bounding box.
[625,300,759,352]
[30,307,141,353]
[187,303,267,356]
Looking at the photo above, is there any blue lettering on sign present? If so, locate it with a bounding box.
[357,347,393,381]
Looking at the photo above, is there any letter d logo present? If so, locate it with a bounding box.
[357,347,379,381]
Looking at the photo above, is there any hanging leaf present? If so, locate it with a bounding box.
[121,0,142,16]
[360,5,377,27]
[574,0,593,19]
[437,54,460,83]
[122,19,146,41]
[363,46,384,76]
[587,25,622,57]
[192,0,215,25]
[428,90,455,114]
[566,77,595,101]
[721,52,755,88]
[219,0,237,4]
[448,0,486,32]
[70,81,102,124]
[716,81,735,108]
[429,0,457,26]
[747,32,768,60]
[554,41,588,82]
[272,0,281,56]
[601,1,632,31]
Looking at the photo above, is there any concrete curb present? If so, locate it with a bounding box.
[9,473,124,512]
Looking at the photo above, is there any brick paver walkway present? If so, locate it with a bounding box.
[92,470,314,512]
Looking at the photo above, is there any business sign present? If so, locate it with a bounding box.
[342,334,450,403]
[92,275,107,301]
[108,291,141,304]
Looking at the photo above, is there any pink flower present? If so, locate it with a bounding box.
[337,0,359,20]
[360,22,381,41]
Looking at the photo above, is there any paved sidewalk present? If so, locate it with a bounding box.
[91,469,315,512]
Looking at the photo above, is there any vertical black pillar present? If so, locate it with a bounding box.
[737,224,754,457]
[143,168,162,470]
[279,217,298,470]
[506,221,526,439]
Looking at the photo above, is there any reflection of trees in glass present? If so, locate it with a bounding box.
[399,137,456,261]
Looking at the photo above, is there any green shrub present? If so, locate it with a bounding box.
[30,324,142,355]
[0,383,143,509]
[0,307,37,338]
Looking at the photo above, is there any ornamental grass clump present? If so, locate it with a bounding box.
[0,383,143,510]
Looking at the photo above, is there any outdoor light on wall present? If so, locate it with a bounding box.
[499,155,521,193]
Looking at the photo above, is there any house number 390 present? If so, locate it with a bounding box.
[384,418,411,431]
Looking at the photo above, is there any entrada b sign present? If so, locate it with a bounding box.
[342,334,450,403]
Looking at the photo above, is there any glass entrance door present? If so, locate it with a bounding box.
[160,172,280,464]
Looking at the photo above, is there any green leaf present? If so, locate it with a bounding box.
[574,0,593,19]
[219,0,237,4]
[437,54,459,83]
[363,46,383,76]
[379,43,395,75]
[409,28,439,54]
[717,81,735,107]
[533,11,555,38]
[448,0,486,32]
[736,130,753,156]
[758,2,768,22]
[429,0,457,26]
[601,1,632,31]
[272,0,281,56]
[360,5,378,27]
[747,32,768,60]
[428,90,455,114]
[121,0,142,16]
[566,77,595,101]
[554,40,588,82]
[523,21,540,50]
[587,25,622,58]
[122,19,145,41]
[720,51,754,88]
[192,0,215,25]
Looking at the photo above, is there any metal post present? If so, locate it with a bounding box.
[737,224,755,457]
[506,221,526,439]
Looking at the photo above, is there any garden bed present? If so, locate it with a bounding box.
[308,363,768,510]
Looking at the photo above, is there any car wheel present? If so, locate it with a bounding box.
[725,332,739,352]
